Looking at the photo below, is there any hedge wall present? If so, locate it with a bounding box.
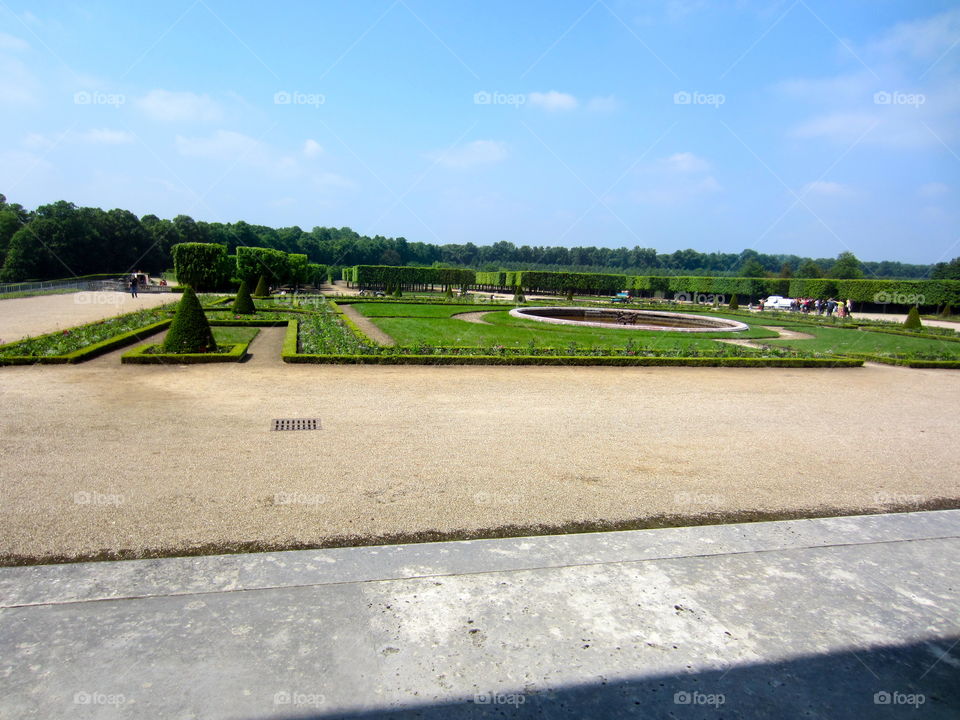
[236,246,290,285]
[171,243,231,291]
[352,265,475,289]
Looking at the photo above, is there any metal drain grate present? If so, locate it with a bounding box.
[271,418,321,431]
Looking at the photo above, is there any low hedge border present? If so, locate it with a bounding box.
[284,352,862,367]
[284,320,859,367]
[0,319,172,366]
[121,340,250,364]
[848,354,960,369]
[855,326,960,342]
[328,301,377,344]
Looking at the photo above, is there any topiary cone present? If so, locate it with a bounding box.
[231,280,256,314]
[253,275,269,298]
[163,287,217,353]
[903,305,922,330]
[728,294,739,310]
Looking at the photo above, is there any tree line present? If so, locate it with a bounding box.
[1,194,955,283]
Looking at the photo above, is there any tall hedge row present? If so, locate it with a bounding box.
[236,246,290,284]
[171,243,231,291]
[352,265,475,288]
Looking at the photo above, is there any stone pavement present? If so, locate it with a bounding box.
[1,510,958,718]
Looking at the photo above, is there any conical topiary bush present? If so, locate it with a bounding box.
[903,305,922,330]
[231,280,256,314]
[253,275,269,298]
[728,294,739,310]
[163,287,217,353]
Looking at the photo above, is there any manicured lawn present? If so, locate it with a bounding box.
[349,302,490,318]
[363,306,779,351]
[765,326,960,358]
[211,326,260,344]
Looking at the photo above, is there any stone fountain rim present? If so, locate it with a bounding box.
[509,306,750,333]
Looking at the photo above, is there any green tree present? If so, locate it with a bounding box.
[171,243,229,291]
[740,259,766,278]
[831,252,863,279]
[796,260,823,278]
[163,287,217,353]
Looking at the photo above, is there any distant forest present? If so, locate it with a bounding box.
[1,195,958,283]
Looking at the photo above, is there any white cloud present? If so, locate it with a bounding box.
[0,32,29,52]
[869,8,960,63]
[136,89,222,123]
[790,112,879,142]
[528,90,578,112]
[303,139,323,157]
[176,129,260,160]
[918,182,949,198]
[586,95,619,113]
[79,128,135,145]
[429,140,507,169]
[661,151,710,173]
[801,181,854,197]
[0,54,38,106]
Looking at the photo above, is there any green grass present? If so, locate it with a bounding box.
[363,307,778,351]
[211,326,260,344]
[350,302,488,318]
[765,326,960,359]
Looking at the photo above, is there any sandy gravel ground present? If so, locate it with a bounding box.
[451,311,494,325]
[339,303,396,345]
[0,292,177,343]
[2,326,958,562]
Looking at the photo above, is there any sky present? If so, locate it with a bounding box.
[0,1,958,265]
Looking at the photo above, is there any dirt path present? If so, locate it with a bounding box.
[452,311,495,325]
[765,326,815,340]
[339,303,396,346]
[0,292,177,343]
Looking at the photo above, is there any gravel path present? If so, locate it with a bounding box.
[338,303,396,345]
[1,349,958,563]
[451,311,494,325]
[0,292,177,343]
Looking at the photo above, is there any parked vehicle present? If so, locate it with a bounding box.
[763,295,795,310]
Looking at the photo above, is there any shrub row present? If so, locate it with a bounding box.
[346,265,476,289]
[173,243,327,290]
[121,341,249,364]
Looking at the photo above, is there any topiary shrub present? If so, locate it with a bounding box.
[231,280,256,314]
[940,304,954,317]
[728,294,739,310]
[903,306,922,330]
[393,287,403,298]
[513,285,525,303]
[163,287,217,353]
[445,287,454,299]
[253,275,269,298]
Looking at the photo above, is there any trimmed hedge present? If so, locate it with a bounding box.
[237,246,290,285]
[352,265,475,289]
[122,341,249,364]
[163,287,217,353]
[172,243,231,291]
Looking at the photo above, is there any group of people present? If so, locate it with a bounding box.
[758,297,854,317]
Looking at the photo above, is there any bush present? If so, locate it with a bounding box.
[253,275,269,298]
[903,306,922,330]
[728,294,739,310]
[444,287,454,299]
[393,287,403,298]
[513,285,525,303]
[171,243,230,291]
[941,304,954,317]
[231,280,256,314]
[163,287,218,353]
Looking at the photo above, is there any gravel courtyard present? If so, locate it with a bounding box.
[2,316,958,563]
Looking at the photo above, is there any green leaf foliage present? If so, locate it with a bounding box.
[163,287,218,353]
[231,279,256,314]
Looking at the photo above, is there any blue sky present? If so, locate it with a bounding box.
[0,1,958,264]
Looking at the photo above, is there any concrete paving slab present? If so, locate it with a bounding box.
[1,511,958,718]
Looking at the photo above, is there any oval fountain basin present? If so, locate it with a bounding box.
[509,307,749,332]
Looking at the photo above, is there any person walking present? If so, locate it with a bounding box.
[846,299,853,318]
[129,275,138,298]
